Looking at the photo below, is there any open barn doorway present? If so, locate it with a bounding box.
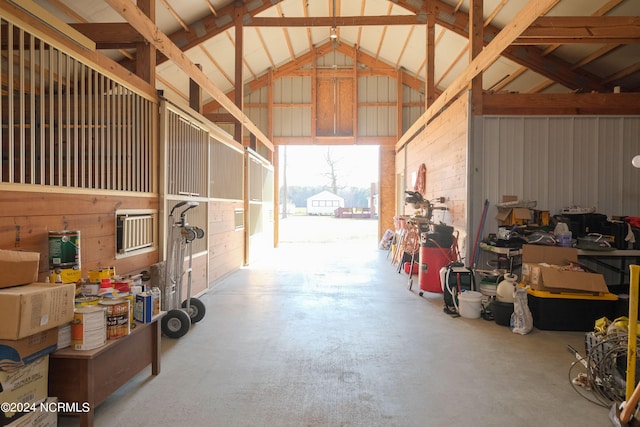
[278,145,379,246]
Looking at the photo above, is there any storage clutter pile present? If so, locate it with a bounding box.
[0,249,73,426]
[0,247,161,426]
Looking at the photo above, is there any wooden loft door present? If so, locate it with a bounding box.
[316,77,354,137]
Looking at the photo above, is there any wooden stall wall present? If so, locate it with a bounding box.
[0,192,157,281]
[401,94,471,258]
[0,13,159,281]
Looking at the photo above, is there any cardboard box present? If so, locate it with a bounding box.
[0,283,75,340]
[521,244,609,293]
[6,397,58,427]
[0,328,58,371]
[0,250,40,289]
[496,207,531,226]
[0,355,48,421]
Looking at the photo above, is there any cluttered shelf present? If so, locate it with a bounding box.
[49,313,165,427]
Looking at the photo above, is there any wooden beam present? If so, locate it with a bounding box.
[69,23,143,45]
[234,4,244,145]
[190,64,203,113]
[470,0,483,115]
[103,0,273,152]
[395,0,560,151]
[514,16,640,44]
[203,113,236,123]
[483,93,640,115]
[1,0,155,99]
[136,0,155,85]
[425,8,435,108]
[245,15,427,27]
[417,0,607,92]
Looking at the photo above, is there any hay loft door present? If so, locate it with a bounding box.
[317,77,354,137]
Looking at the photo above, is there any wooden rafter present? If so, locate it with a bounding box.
[245,15,427,27]
[395,0,561,151]
[199,45,234,86]
[393,0,607,92]
[514,16,640,45]
[103,0,274,151]
[201,40,434,114]
[159,0,189,32]
[276,4,295,60]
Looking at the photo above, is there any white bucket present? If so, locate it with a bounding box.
[458,291,483,319]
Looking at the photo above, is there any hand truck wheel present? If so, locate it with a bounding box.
[181,297,206,323]
[161,309,191,338]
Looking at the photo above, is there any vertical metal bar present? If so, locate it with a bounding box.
[6,22,13,183]
[105,78,111,189]
[19,28,25,184]
[29,33,36,184]
[99,74,105,189]
[127,88,132,191]
[80,62,86,188]
[72,59,78,187]
[57,52,63,186]
[134,94,140,192]
[39,37,45,184]
[116,83,121,190]
[65,55,71,186]
[86,65,92,189]
[92,68,98,189]
[48,44,55,186]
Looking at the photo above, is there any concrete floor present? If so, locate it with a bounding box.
[60,218,613,427]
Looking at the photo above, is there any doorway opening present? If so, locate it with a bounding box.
[278,145,379,245]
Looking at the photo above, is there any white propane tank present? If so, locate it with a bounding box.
[496,273,518,303]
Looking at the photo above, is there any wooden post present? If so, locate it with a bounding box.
[135,0,155,84]
[470,0,483,115]
[190,64,203,113]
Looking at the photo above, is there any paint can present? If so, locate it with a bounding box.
[100,298,130,339]
[48,230,81,270]
[75,296,100,308]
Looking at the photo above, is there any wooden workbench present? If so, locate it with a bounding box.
[49,313,164,427]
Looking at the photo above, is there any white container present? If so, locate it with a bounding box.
[458,291,483,319]
[496,273,518,303]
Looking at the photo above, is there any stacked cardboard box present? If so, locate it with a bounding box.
[0,249,75,425]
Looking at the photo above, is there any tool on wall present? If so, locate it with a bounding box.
[161,201,206,339]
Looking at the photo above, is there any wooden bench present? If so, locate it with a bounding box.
[49,313,164,427]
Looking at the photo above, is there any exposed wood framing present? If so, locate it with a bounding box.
[103,0,273,152]
[245,15,427,27]
[514,16,640,45]
[470,0,483,115]
[483,93,640,115]
[395,0,606,92]
[395,0,560,151]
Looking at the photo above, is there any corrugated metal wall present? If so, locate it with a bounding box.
[472,115,640,237]
[357,76,397,137]
[273,76,312,137]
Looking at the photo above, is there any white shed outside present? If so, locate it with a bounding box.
[306,191,344,216]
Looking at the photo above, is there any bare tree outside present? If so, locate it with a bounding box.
[323,147,344,195]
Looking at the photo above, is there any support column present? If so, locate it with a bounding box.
[425,7,435,109]
[189,64,203,113]
[470,0,483,115]
[135,0,156,84]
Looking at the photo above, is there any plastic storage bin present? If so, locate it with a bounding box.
[526,289,618,331]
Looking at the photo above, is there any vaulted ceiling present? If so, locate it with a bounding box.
[32,0,640,117]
